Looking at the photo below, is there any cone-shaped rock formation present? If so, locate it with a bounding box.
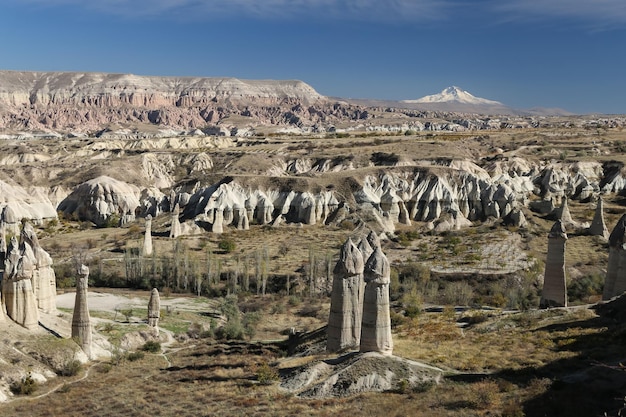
[327,238,365,352]
[588,197,609,239]
[605,214,626,300]
[2,236,39,329]
[170,204,181,239]
[360,246,393,355]
[540,220,568,308]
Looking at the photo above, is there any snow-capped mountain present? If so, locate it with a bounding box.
[403,86,503,105]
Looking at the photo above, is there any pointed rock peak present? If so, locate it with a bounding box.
[364,246,390,283]
[549,220,567,239]
[609,214,626,248]
[334,238,364,276]
[357,237,374,261]
[366,230,381,251]
[20,222,39,248]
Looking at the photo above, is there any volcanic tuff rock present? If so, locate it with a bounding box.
[540,221,568,308]
[604,214,626,300]
[148,288,160,333]
[57,176,141,227]
[360,246,393,355]
[2,236,39,329]
[327,238,365,353]
[71,264,92,358]
[143,214,153,256]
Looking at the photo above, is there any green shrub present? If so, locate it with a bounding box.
[141,341,161,353]
[126,351,145,361]
[10,373,37,395]
[58,359,82,377]
[218,237,236,253]
[255,361,279,385]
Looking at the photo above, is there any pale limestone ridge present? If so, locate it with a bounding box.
[540,220,568,308]
[588,197,609,239]
[604,214,626,300]
[71,264,93,359]
[360,246,393,355]
[327,238,365,353]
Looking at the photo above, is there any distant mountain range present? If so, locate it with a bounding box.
[344,86,573,116]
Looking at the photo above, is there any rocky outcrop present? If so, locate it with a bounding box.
[170,204,182,239]
[148,288,160,333]
[58,176,141,227]
[21,222,56,313]
[0,180,57,227]
[143,215,153,256]
[327,238,365,353]
[360,246,393,355]
[540,221,568,308]
[71,265,92,359]
[604,214,626,300]
[2,236,39,329]
[588,197,609,239]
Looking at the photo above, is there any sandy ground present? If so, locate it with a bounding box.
[55,291,214,314]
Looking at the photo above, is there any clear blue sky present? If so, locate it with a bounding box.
[1,0,625,114]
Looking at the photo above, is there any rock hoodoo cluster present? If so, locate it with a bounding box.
[327,232,393,355]
[1,222,57,329]
[540,220,568,308]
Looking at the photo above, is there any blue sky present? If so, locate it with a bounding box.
[1,0,625,114]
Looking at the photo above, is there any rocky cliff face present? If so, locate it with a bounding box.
[0,70,343,134]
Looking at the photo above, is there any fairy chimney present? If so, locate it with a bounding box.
[21,222,57,313]
[72,265,92,358]
[540,220,568,308]
[170,204,181,239]
[2,236,39,329]
[148,288,161,333]
[588,197,609,239]
[143,214,153,256]
[327,238,365,352]
[360,245,393,355]
[605,214,626,300]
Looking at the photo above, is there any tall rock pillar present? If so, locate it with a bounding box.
[72,265,92,359]
[2,236,39,329]
[148,288,161,335]
[143,214,153,256]
[605,214,626,300]
[540,220,568,308]
[360,246,393,355]
[588,197,609,239]
[327,238,364,352]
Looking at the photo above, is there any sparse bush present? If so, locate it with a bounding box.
[469,379,501,409]
[126,351,145,361]
[58,359,82,377]
[10,373,37,395]
[255,361,279,385]
[218,237,236,253]
[141,341,161,353]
